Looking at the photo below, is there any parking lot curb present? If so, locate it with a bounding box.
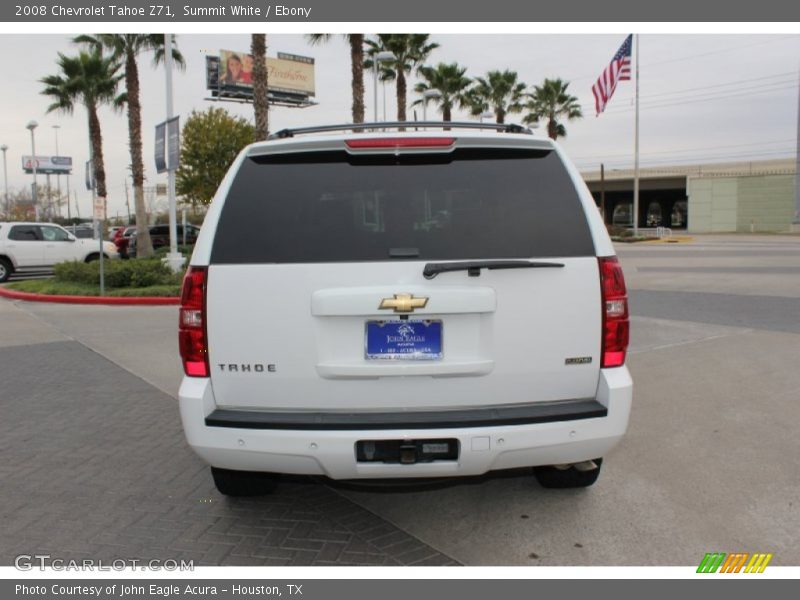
[0,286,180,306]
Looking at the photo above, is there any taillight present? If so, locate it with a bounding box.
[179,266,209,377]
[599,256,629,368]
[345,137,455,149]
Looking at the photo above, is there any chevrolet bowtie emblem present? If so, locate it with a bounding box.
[378,293,429,313]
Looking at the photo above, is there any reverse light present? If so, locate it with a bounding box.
[599,256,629,368]
[345,137,455,149]
[179,266,209,377]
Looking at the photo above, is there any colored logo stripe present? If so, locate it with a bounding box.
[745,553,773,573]
[697,553,726,573]
[697,552,773,573]
[720,553,749,573]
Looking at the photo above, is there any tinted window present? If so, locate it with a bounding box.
[212,148,594,264]
[9,225,41,241]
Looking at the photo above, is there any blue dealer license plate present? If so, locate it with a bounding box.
[365,320,443,360]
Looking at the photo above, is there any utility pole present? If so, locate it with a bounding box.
[793,60,800,232]
[124,177,131,223]
[66,174,71,221]
[600,163,606,222]
[0,145,8,218]
[633,34,640,236]
[53,125,61,218]
[46,174,51,220]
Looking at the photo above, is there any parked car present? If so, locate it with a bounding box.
[177,123,632,496]
[0,222,118,282]
[64,224,96,239]
[128,224,200,257]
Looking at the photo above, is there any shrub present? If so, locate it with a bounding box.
[154,244,194,257]
[53,261,98,285]
[54,259,184,289]
[606,224,627,238]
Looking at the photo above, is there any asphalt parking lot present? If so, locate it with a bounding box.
[1,234,798,566]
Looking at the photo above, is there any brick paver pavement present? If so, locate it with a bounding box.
[0,339,458,567]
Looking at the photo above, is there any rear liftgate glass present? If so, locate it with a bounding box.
[211,146,595,264]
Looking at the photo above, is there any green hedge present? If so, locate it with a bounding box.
[54,259,184,289]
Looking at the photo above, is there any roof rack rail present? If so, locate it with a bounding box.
[269,121,532,140]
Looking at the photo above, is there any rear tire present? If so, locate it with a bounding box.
[0,258,12,283]
[533,458,603,489]
[211,467,278,496]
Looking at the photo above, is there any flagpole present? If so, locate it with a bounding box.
[633,34,640,236]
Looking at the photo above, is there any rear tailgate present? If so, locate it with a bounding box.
[206,260,600,411]
[204,137,602,412]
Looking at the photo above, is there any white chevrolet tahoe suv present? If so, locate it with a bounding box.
[0,221,118,282]
[178,123,632,496]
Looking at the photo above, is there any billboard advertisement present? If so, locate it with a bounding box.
[214,50,315,96]
[22,155,73,174]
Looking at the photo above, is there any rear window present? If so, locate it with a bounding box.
[211,147,595,264]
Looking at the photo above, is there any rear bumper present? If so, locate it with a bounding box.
[178,368,632,480]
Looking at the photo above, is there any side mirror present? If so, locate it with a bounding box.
[66,234,76,242]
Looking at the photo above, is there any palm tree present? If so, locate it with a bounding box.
[468,70,527,124]
[41,49,123,222]
[365,34,439,121]
[412,62,472,122]
[74,34,184,258]
[251,34,269,140]
[306,34,365,123]
[524,78,583,140]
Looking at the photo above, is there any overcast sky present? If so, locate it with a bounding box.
[0,33,798,219]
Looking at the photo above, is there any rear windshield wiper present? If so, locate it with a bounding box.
[423,260,564,279]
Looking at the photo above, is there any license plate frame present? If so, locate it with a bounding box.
[365,319,443,361]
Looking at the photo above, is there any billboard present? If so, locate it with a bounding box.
[206,51,316,106]
[22,155,73,174]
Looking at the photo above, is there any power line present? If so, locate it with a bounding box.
[623,71,795,101]
[567,35,799,84]
[579,77,797,113]
[571,138,797,161]
[643,36,800,69]
[595,82,797,115]
[575,148,796,170]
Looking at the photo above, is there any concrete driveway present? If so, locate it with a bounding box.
[2,234,798,565]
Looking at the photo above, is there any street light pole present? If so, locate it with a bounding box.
[26,120,38,220]
[0,145,8,218]
[163,33,183,272]
[53,125,62,218]
[371,51,395,123]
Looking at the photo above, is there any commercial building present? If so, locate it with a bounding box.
[582,158,796,233]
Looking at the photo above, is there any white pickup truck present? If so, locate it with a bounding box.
[0,222,118,282]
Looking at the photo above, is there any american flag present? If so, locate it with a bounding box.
[592,35,633,116]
